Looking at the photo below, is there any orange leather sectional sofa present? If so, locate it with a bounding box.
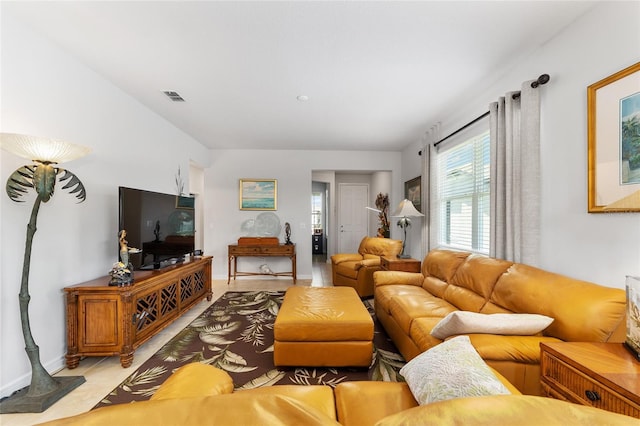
[40,363,636,425]
[374,249,627,395]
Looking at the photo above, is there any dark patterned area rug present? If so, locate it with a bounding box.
[94,290,405,408]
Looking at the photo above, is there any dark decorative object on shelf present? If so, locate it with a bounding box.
[284,222,292,245]
[0,133,89,413]
[154,220,161,242]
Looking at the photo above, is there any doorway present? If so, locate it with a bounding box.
[311,181,328,262]
[338,183,368,253]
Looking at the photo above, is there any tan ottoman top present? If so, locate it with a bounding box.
[275,287,374,342]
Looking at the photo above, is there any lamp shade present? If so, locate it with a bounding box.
[0,133,91,163]
[391,199,424,218]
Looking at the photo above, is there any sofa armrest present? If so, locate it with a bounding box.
[361,258,381,267]
[150,363,234,401]
[374,271,424,287]
[334,382,417,426]
[331,253,363,265]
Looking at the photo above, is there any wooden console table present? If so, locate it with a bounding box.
[64,256,212,368]
[228,243,296,284]
[540,341,640,418]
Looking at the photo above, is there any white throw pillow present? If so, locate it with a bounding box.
[430,311,554,340]
[399,335,511,405]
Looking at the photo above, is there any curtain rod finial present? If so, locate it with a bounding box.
[532,74,550,88]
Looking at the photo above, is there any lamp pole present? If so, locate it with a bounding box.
[1,135,89,413]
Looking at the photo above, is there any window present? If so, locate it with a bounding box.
[435,128,490,254]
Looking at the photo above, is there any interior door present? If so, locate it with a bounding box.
[338,183,368,253]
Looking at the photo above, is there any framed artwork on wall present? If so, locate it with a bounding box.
[587,61,640,213]
[176,195,195,210]
[404,176,421,213]
[239,179,277,210]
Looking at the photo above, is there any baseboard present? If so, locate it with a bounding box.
[0,354,66,399]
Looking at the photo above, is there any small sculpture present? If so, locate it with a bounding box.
[153,220,161,242]
[284,222,292,245]
[260,264,275,275]
[109,229,138,286]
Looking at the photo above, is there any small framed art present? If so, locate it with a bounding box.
[239,179,277,211]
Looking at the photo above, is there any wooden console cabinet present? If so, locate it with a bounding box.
[540,342,640,418]
[64,256,212,368]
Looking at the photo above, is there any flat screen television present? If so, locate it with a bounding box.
[118,186,195,270]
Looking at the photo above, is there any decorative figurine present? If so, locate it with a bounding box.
[284,222,292,245]
[154,220,161,242]
[109,229,138,286]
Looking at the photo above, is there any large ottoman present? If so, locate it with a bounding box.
[274,286,374,367]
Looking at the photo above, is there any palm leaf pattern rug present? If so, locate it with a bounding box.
[94,290,405,408]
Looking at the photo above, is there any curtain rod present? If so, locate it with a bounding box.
[431,73,550,149]
[433,111,489,148]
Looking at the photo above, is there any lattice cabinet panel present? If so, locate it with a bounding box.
[65,257,212,368]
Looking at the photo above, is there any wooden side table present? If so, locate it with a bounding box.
[380,256,421,273]
[540,341,640,418]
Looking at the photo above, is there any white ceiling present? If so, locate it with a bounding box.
[3,1,598,151]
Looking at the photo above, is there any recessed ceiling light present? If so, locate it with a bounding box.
[296,95,309,102]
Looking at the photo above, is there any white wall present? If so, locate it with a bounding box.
[403,1,640,290]
[0,12,211,397]
[203,150,401,281]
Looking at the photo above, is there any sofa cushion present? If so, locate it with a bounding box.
[409,316,445,352]
[389,295,457,334]
[430,311,554,340]
[469,334,562,363]
[399,335,511,404]
[450,254,513,300]
[376,395,639,426]
[491,264,626,342]
[423,249,470,282]
[374,285,426,315]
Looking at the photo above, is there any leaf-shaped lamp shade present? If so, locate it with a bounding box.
[0,133,91,163]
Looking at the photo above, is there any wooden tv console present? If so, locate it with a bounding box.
[64,256,212,369]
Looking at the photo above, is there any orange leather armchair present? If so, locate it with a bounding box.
[331,236,402,297]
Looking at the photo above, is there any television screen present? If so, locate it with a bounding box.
[118,186,195,270]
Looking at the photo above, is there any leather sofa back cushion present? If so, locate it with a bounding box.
[490,264,626,342]
[422,250,470,282]
[358,236,402,257]
[450,255,513,300]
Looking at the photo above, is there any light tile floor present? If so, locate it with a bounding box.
[1,256,332,425]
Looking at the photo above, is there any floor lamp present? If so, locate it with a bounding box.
[391,199,424,259]
[0,133,90,413]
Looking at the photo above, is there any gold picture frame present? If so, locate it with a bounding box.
[404,176,421,213]
[239,179,277,211]
[587,62,640,213]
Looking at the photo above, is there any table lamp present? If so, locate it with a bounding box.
[391,199,424,259]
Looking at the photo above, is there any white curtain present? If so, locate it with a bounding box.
[421,124,439,258]
[489,81,541,265]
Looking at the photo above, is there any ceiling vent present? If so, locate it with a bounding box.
[163,91,185,102]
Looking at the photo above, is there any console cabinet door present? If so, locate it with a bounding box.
[77,294,122,353]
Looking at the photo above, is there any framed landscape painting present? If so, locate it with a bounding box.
[239,179,277,211]
[587,62,640,212]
